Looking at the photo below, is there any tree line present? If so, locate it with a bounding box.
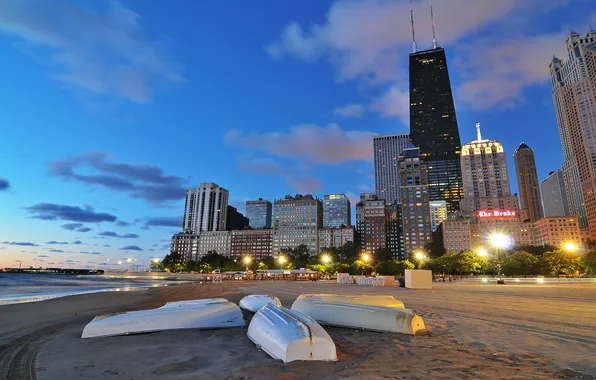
[152,243,596,277]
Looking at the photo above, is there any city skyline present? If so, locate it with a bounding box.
[1,0,595,268]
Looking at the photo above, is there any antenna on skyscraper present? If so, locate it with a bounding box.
[430,0,438,49]
[410,0,417,53]
[476,122,482,141]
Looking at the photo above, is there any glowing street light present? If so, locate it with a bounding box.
[243,256,252,272]
[476,248,488,257]
[361,253,371,263]
[415,251,426,260]
[277,255,286,269]
[126,258,132,263]
[563,242,578,253]
[321,254,331,264]
[153,258,161,264]
[117,261,122,265]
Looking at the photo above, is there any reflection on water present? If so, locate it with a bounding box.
[0,273,181,306]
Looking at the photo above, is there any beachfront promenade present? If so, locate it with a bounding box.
[0,281,594,379]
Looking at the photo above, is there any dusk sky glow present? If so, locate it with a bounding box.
[1,0,595,269]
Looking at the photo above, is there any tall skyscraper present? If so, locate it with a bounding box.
[541,170,570,217]
[409,46,463,214]
[322,194,351,227]
[399,145,432,258]
[513,143,544,222]
[386,202,404,260]
[272,194,322,254]
[429,201,447,232]
[549,30,596,230]
[183,183,229,234]
[226,205,249,230]
[460,123,520,214]
[373,133,411,203]
[245,198,272,229]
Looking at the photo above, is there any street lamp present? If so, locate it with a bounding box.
[476,248,488,257]
[414,251,427,269]
[361,253,371,263]
[152,258,160,264]
[563,242,578,253]
[243,256,252,272]
[321,254,331,264]
[277,255,286,269]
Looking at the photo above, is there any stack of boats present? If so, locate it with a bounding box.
[80,293,426,364]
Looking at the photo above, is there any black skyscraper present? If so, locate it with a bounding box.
[409,47,463,213]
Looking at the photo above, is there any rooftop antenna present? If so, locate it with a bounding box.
[430,0,438,49]
[410,0,417,53]
[476,122,482,141]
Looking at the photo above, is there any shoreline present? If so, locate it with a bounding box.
[1,282,595,379]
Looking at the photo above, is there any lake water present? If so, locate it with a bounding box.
[0,273,183,306]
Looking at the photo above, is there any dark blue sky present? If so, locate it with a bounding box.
[1,0,594,268]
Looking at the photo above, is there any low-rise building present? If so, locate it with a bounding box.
[318,226,354,251]
[534,216,582,248]
[442,219,472,253]
[356,200,387,253]
[198,231,231,257]
[230,229,273,259]
[171,231,200,261]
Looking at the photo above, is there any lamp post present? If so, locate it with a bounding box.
[476,248,488,275]
[277,255,286,269]
[563,242,578,253]
[414,251,427,269]
[243,256,252,272]
[360,253,371,275]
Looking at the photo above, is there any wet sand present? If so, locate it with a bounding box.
[1,281,595,379]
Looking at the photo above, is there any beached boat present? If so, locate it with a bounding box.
[81,298,245,339]
[291,294,426,335]
[292,294,405,308]
[239,294,282,312]
[247,304,337,363]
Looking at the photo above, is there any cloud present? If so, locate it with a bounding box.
[333,103,365,117]
[61,223,83,230]
[80,251,102,255]
[265,0,585,111]
[285,176,323,193]
[225,124,376,165]
[116,221,130,227]
[357,184,372,191]
[37,255,49,258]
[0,0,184,103]
[143,217,181,229]
[71,240,83,245]
[0,178,10,191]
[120,245,143,251]
[65,260,75,263]
[77,227,92,233]
[2,241,39,246]
[46,241,68,245]
[26,203,117,223]
[103,244,111,247]
[49,249,65,253]
[48,152,186,203]
[99,231,139,239]
[237,157,285,175]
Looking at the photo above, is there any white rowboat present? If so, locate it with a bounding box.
[81,298,245,339]
[239,295,282,312]
[291,294,426,335]
[292,294,405,308]
[247,304,337,363]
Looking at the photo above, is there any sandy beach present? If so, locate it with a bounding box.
[1,281,595,380]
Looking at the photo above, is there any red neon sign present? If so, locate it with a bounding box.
[477,210,517,218]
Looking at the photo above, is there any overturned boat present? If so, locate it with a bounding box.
[247,304,337,363]
[291,294,426,335]
[239,294,282,312]
[292,294,405,308]
[81,298,245,339]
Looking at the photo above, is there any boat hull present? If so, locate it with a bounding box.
[291,295,426,335]
[239,295,282,312]
[293,294,405,308]
[247,304,337,363]
[81,298,245,339]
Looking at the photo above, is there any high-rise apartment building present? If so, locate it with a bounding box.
[514,143,544,221]
[355,199,387,253]
[541,170,571,217]
[197,231,231,257]
[386,202,404,260]
[318,227,354,251]
[245,198,272,229]
[399,146,432,258]
[272,194,322,254]
[230,229,273,259]
[183,183,229,233]
[549,30,596,230]
[410,47,463,213]
[460,123,520,214]
[429,201,447,232]
[373,134,411,203]
[322,194,351,227]
[170,231,200,262]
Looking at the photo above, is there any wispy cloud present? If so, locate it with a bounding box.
[0,0,184,103]
[26,203,117,223]
[333,103,365,117]
[0,178,10,191]
[2,241,39,246]
[50,249,65,253]
[225,124,375,165]
[46,241,68,245]
[286,176,323,194]
[99,231,139,239]
[80,251,102,255]
[71,240,83,245]
[120,245,143,251]
[48,152,186,203]
[143,217,181,229]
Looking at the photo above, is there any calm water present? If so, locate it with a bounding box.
[0,273,182,305]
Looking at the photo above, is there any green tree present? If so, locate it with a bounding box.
[501,251,539,276]
[514,245,556,256]
[581,250,596,276]
[286,244,312,268]
[455,251,485,275]
[200,251,228,269]
[543,250,580,277]
[150,260,164,272]
[374,248,393,262]
[349,260,373,275]
[375,260,415,275]
[424,252,458,274]
[337,241,358,262]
